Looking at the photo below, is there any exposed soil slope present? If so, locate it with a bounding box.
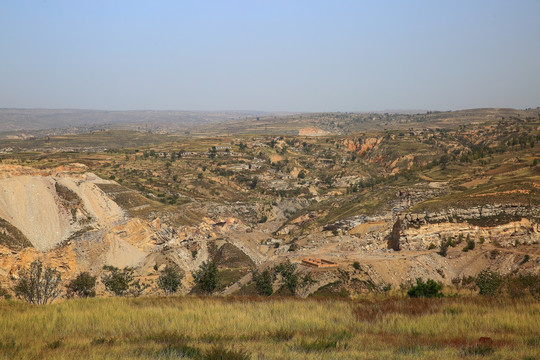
[0,165,124,251]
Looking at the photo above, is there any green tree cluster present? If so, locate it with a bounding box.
[407,278,443,298]
[102,266,147,297]
[66,272,96,298]
[193,260,220,294]
[157,264,183,295]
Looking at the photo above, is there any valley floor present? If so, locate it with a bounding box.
[0,296,538,359]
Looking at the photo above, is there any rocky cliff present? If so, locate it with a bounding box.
[393,205,540,250]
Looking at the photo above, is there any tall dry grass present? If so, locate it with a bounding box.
[0,296,538,359]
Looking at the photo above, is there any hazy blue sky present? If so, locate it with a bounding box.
[1,0,539,112]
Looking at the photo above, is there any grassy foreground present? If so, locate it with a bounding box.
[0,296,538,359]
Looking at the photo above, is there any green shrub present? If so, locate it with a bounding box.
[407,278,443,298]
[274,259,316,296]
[352,261,361,270]
[475,270,503,296]
[506,273,540,299]
[66,272,96,298]
[157,264,183,295]
[102,266,146,297]
[193,261,220,295]
[251,269,275,296]
[275,260,299,294]
[439,240,449,257]
[463,239,475,252]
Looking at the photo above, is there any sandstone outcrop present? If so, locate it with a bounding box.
[0,165,125,251]
[391,205,540,250]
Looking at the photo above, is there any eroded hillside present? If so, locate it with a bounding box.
[0,108,539,298]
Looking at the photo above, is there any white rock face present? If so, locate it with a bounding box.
[0,172,125,251]
[56,175,125,228]
[0,176,71,251]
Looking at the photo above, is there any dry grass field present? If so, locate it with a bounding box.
[0,296,538,359]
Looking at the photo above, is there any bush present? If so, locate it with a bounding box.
[157,264,183,295]
[193,260,220,295]
[275,260,299,294]
[407,278,443,298]
[352,261,361,270]
[66,272,96,298]
[14,260,62,304]
[274,259,316,296]
[506,273,540,299]
[102,266,146,297]
[462,239,475,252]
[439,239,449,257]
[252,269,275,296]
[475,270,503,296]
[520,254,530,265]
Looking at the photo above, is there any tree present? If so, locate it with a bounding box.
[439,238,449,257]
[157,264,183,295]
[275,260,299,294]
[252,269,275,296]
[66,272,96,298]
[462,239,475,252]
[275,259,316,296]
[193,260,220,295]
[475,270,503,296]
[407,278,443,298]
[102,266,146,297]
[14,260,62,304]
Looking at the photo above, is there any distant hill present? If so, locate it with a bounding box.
[189,107,540,136]
[0,108,283,133]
